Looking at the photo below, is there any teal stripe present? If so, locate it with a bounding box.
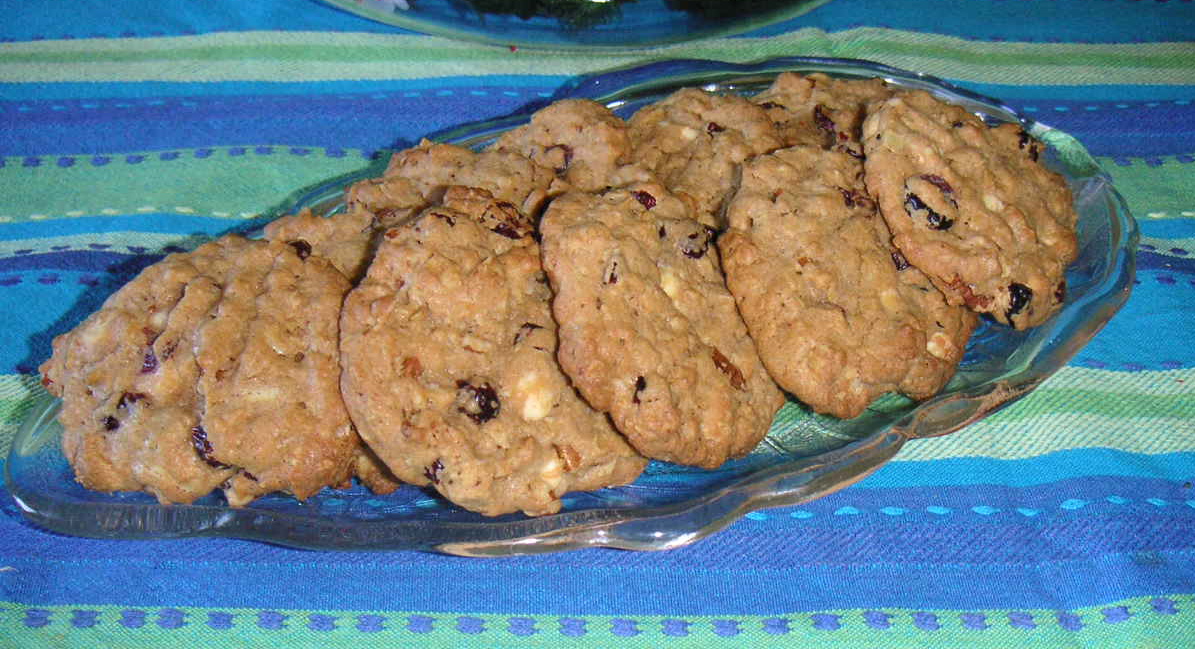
[0,76,569,100]
[0,214,267,241]
[873,448,1195,489]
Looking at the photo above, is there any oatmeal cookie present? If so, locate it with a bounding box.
[491,98,631,192]
[40,235,358,505]
[264,207,378,282]
[752,71,892,156]
[339,186,646,517]
[720,146,977,418]
[266,140,558,283]
[540,183,784,468]
[862,90,1079,328]
[628,88,783,227]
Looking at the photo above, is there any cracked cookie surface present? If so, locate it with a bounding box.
[541,183,783,468]
[862,91,1078,328]
[628,88,783,227]
[339,186,646,516]
[41,235,358,506]
[721,146,977,418]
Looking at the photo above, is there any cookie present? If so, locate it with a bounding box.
[265,140,559,282]
[752,71,892,156]
[628,88,783,227]
[40,235,358,505]
[720,146,977,418]
[339,186,646,517]
[378,139,559,218]
[264,207,378,282]
[862,91,1079,329]
[491,98,631,192]
[540,183,784,468]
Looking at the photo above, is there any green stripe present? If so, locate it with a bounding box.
[986,388,1195,421]
[0,147,378,225]
[0,373,39,459]
[0,154,1187,231]
[1100,156,1195,221]
[0,29,1191,84]
[1,595,1190,647]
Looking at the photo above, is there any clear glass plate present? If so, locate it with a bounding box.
[6,57,1137,555]
[316,0,835,51]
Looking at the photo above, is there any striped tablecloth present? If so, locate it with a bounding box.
[2,0,1193,646]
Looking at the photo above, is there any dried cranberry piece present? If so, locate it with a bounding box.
[813,104,836,133]
[838,144,866,160]
[658,225,666,239]
[919,174,954,196]
[1006,282,1033,320]
[632,375,647,405]
[240,470,258,482]
[513,322,543,345]
[491,222,522,239]
[141,348,158,374]
[904,192,954,230]
[432,211,456,227]
[1054,280,1066,303]
[424,458,443,484]
[711,348,746,391]
[707,121,725,133]
[455,380,500,424]
[891,250,910,271]
[103,416,119,431]
[838,187,872,209]
[632,190,656,210]
[951,120,965,128]
[191,425,231,469]
[288,239,312,260]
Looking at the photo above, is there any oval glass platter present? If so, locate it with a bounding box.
[7,57,1137,556]
[317,0,835,51]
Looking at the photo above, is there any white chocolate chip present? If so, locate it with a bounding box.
[879,288,905,314]
[679,126,700,141]
[659,266,680,299]
[926,331,954,360]
[539,456,564,489]
[982,193,1005,212]
[516,371,554,421]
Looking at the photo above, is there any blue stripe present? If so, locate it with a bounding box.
[5,93,1192,158]
[0,473,1192,612]
[1,91,535,156]
[1073,266,1195,370]
[1139,219,1195,239]
[1137,250,1195,274]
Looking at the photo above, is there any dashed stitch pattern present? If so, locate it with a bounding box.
[740,494,1195,522]
[5,596,1190,641]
